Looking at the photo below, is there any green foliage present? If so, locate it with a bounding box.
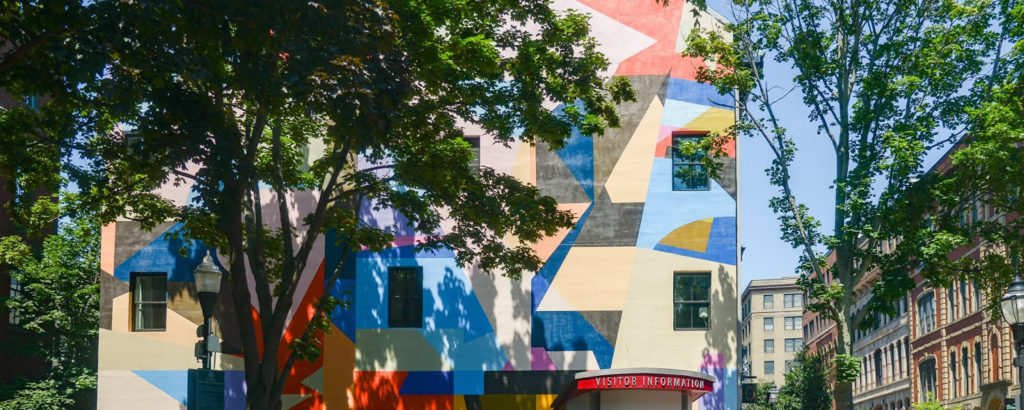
[684,0,999,408]
[0,209,99,409]
[1,0,634,407]
[913,394,962,410]
[777,350,833,410]
[744,382,777,410]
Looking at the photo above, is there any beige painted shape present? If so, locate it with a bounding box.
[98,370,186,410]
[545,350,600,371]
[611,248,738,370]
[604,97,663,203]
[543,247,635,311]
[354,329,451,371]
[323,323,355,410]
[535,285,575,312]
[99,329,198,370]
[110,293,199,347]
[682,107,734,135]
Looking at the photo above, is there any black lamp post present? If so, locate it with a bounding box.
[1000,255,1023,410]
[193,250,222,369]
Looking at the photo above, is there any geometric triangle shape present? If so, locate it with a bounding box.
[604,95,664,203]
[533,202,590,262]
[281,394,311,409]
[593,76,671,199]
[132,370,188,406]
[536,286,575,312]
[537,140,591,203]
[546,247,634,311]
[301,367,324,395]
[577,311,622,347]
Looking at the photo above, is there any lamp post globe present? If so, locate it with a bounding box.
[193,249,222,370]
[194,250,222,295]
[1001,257,1024,410]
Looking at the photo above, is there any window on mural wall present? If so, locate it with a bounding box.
[673,272,710,330]
[132,273,167,331]
[461,135,481,169]
[388,267,423,328]
[671,134,709,191]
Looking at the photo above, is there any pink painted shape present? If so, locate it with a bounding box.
[531,347,558,371]
[699,353,724,370]
[503,360,515,371]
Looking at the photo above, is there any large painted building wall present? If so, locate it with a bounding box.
[96,1,738,409]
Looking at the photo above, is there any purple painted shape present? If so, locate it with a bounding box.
[531,347,558,371]
[502,360,514,371]
[699,353,725,410]
[224,370,246,410]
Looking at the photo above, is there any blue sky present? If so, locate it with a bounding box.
[700,1,952,290]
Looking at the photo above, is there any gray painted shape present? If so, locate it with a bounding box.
[577,311,622,347]
[593,75,670,199]
[114,221,177,268]
[573,191,644,247]
[536,141,591,204]
[99,270,129,330]
[712,157,736,199]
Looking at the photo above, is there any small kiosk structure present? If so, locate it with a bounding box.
[551,368,715,410]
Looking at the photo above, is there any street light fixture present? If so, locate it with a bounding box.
[1000,255,1023,410]
[194,249,222,369]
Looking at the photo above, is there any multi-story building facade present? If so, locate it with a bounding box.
[740,277,803,387]
[850,256,912,410]
[96,2,741,409]
[804,251,840,360]
[907,146,1019,410]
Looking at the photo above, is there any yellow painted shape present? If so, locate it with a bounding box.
[536,394,558,409]
[537,247,634,311]
[611,248,737,370]
[454,395,467,410]
[511,140,537,186]
[682,107,733,135]
[110,293,200,347]
[478,394,548,410]
[324,323,354,410]
[98,329,197,370]
[604,96,663,203]
[657,218,714,252]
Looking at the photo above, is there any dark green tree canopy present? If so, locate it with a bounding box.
[2,1,635,408]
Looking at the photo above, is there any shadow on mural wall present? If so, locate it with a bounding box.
[700,264,737,410]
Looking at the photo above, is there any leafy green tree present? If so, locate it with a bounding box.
[745,382,777,410]
[776,350,832,410]
[0,202,99,410]
[899,0,1024,317]
[684,0,999,408]
[1,1,634,408]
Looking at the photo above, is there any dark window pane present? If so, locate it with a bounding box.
[132,274,167,331]
[389,267,423,327]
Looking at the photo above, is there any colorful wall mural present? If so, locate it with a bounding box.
[96,1,738,409]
